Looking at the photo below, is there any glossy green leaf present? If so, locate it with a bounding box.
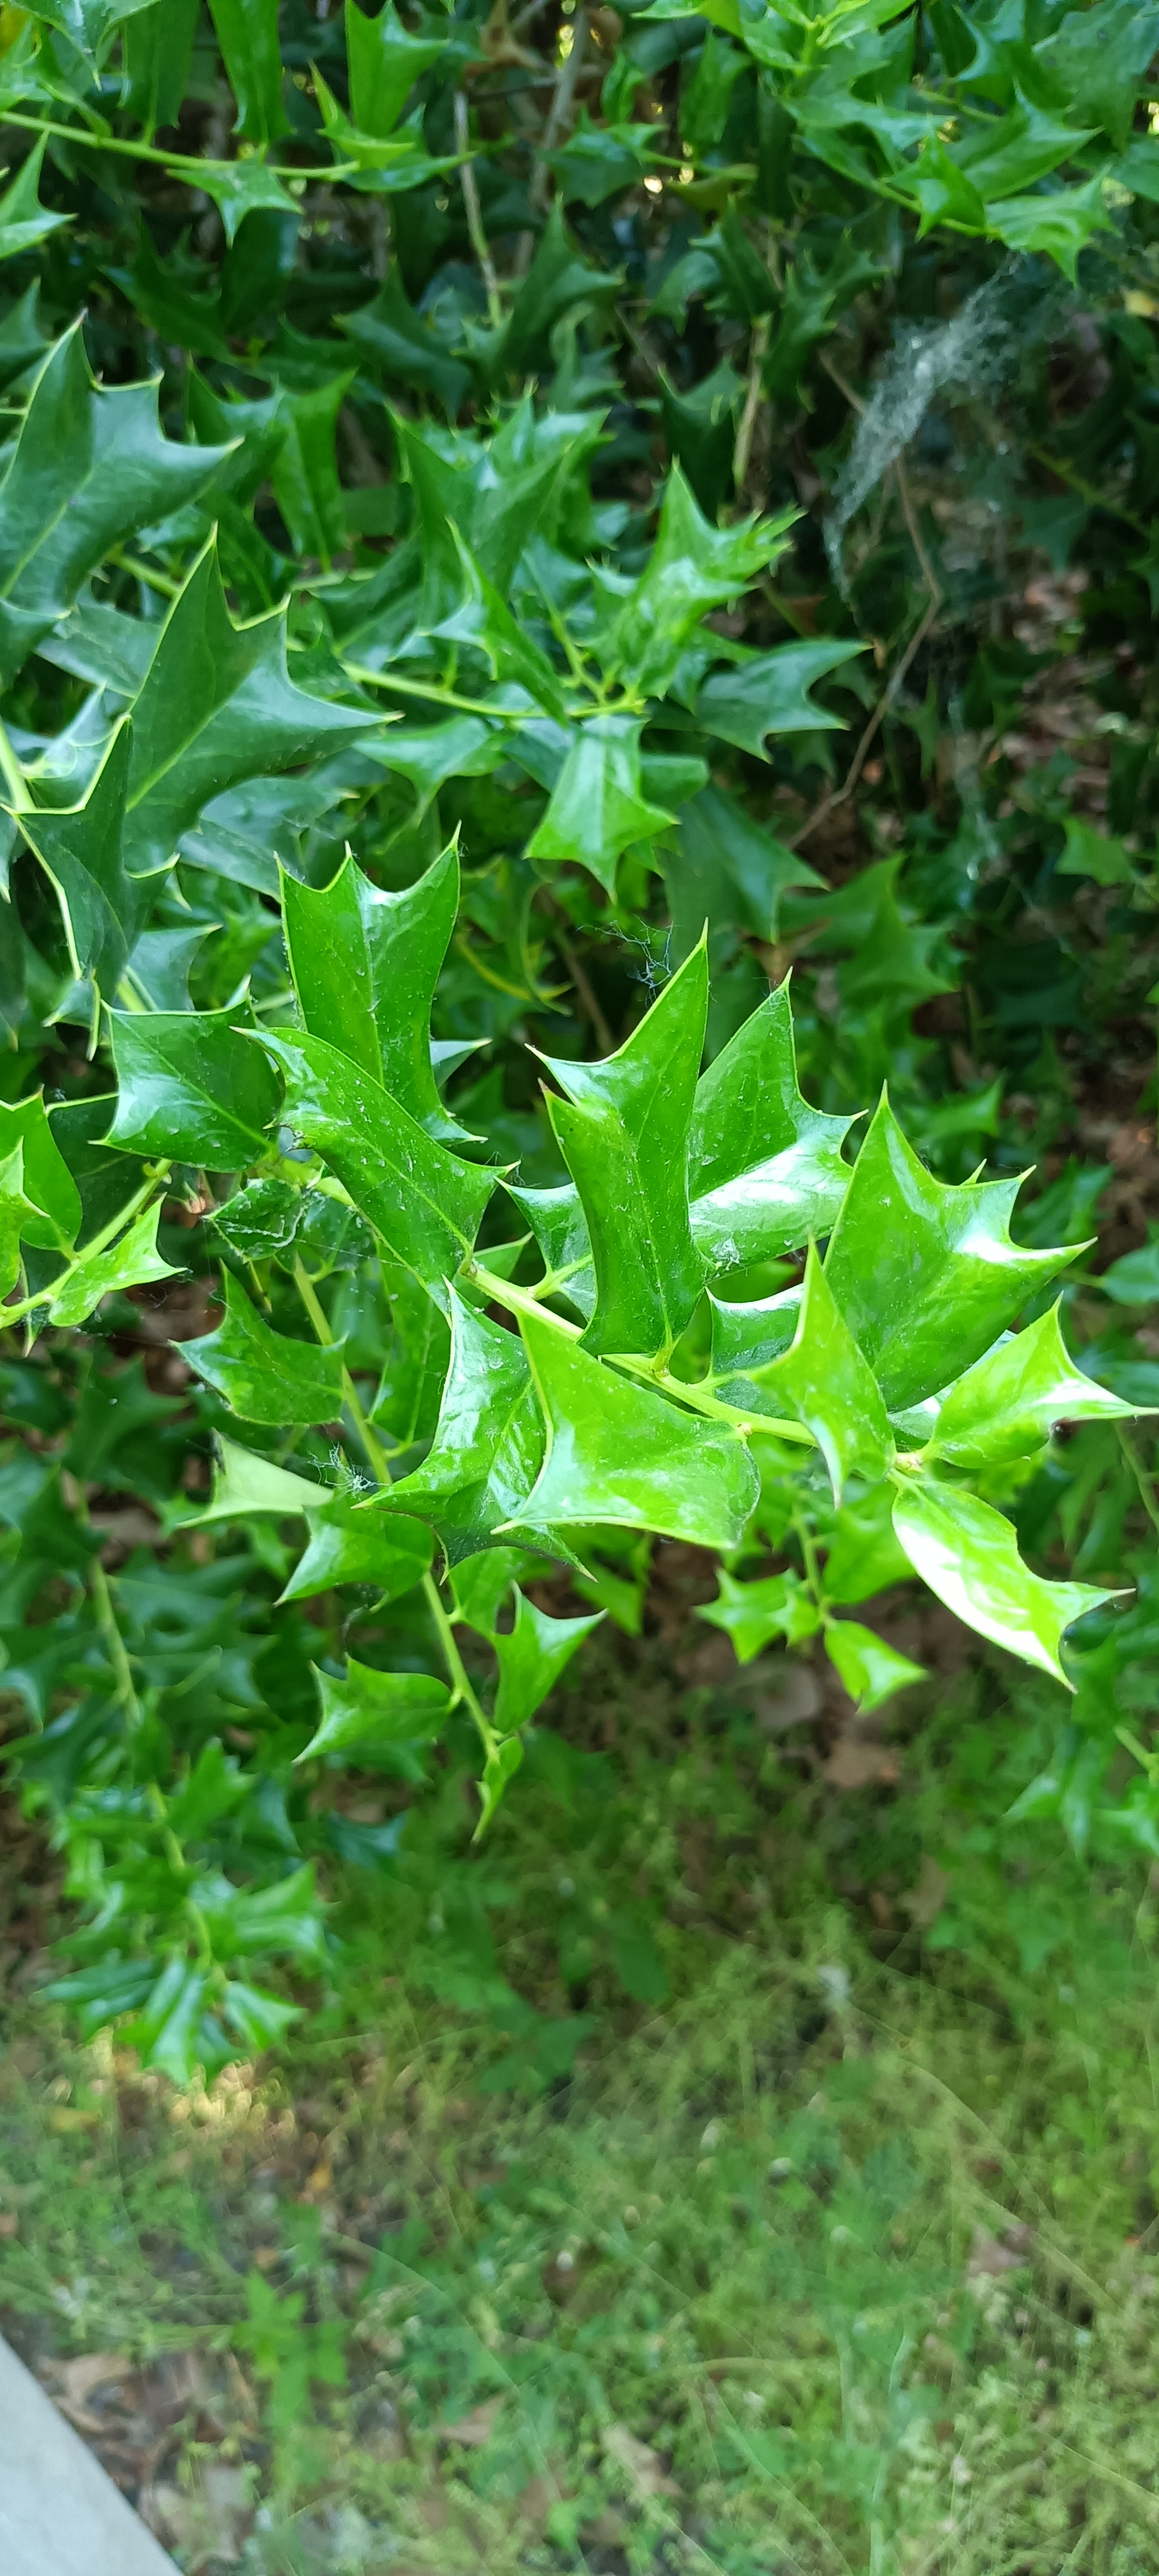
[24,0,158,59]
[46,1202,180,1329]
[281,842,467,1139]
[527,714,674,897]
[502,1180,596,1320]
[0,1092,80,1250]
[209,0,290,142]
[347,0,448,137]
[716,1243,892,1497]
[666,785,823,956]
[891,1475,1120,1686]
[823,1620,925,1711]
[279,1493,432,1606]
[689,983,854,1274]
[538,942,708,1359]
[822,1484,915,1605]
[476,1733,524,1833]
[0,1145,38,1298]
[928,1305,1136,1468]
[121,542,381,878]
[339,270,471,418]
[298,1658,451,1762]
[698,1566,821,1662]
[122,0,200,135]
[824,1095,1080,1413]
[189,158,299,246]
[986,176,1113,282]
[518,1308,759,1548]
[107,1004,281,1171]
[0,325,228,688]
[178,1271,346,1426]
[0,137,70,260]
[604,468,795,702]
[490,1589,603,1733]
[381,1287,547,1560]
[696,639,866,759]
[15,723,147,998]
[193,1433,334,1526]
[451,1545,546,1636]
[256,1028,496,1305]
[372,1258,451,1452]
[270,374,352,565]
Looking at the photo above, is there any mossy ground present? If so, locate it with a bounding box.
[3,1630,1159,2575]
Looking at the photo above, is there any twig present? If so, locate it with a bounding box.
[791,460,943,849]
[553,922,615,1052]
[732,316,769,497]
[514,8,589,277]
[453,91,503,326]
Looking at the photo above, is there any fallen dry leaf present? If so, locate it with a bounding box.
[824,1736,899,1790]
[966,2226,1032,2293]
[902,1855,949,1930]
[601,2421,679,2500]
[438,2398,502,2447]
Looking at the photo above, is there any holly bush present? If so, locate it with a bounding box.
[1,0,1158,2080]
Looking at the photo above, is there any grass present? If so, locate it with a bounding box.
[3,1618,1159,2575]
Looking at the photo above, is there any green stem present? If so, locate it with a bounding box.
[109,547,182,600]
[791,1504,827,1613]
[291,1255,393,1486]
[341,661,543,723]
[1,1164,171,1330]
[88,1555,144,1729]
[3,109,345,182]
[464,1259,583,1339]
[422,1570,495,1758]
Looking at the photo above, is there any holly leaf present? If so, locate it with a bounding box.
[380,1287,548,1560]
[122,1960,208,2088]
[178,1271,346,1426]
[0,324,229,690]
[347,0,449,137]
[107,1005,281,1172]
[256,1028,496,1306]
[490,1589,603,1732]
[891,1474,1121,1686]
[713,1242,893,1497]
[221,1982,301,2052]
[666,784,824,955]
[192,1433,334,1525]
[0,1092,81,1250]
[0,136,71,260]
[209,0,290,143]
[0,1145,40,1299]
[281,842,470,1141]
[270,372,353,564]
[298,1658,451,1762]
[476,1733,525,1832]
[121,540,381,877]
[927,1303,1137,1468]
[696,638,866,758]
[487,203,621,382]
[822,1483,915,1604]
[898,134,986,236]
[823,1095,1080,1412]
[986,176,1113,282]
[517,1308,759,1548]
[688,983,854,1274]
[526,714,675,896]
[192,156,299,245]
[502,1180,596,1320]
[339,270,471,418]
[46,1203,180,1329]
[14,723,148,999]
[823,1620,926,1710]
[537,942,708,1360]
[603,468,795,703]
[698,1566,821,1662]
[23,0,158,64]
[279,1495,432,1605]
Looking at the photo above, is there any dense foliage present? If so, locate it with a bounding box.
[1,0,1158,2082]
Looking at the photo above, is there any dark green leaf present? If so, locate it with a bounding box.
[178,1270,346,1425]
[714,1241,892,1497]
[347,0,448,137]
[697,638,865,759]
[526,714,674,896]
[605,467,793,703]
[281,842,468,1139]
[209,0,290,142]
[279,1495,432,1605]
[0,1091,80,1249]
[382,1285,547,1560]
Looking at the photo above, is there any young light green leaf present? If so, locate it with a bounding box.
[824,1094,1080,1412]
[256,1028,496,1305]
[209,0,290,141]
[46,1202,180,1329]
[279,1494,432,1605]
[698,1566,821,1662]
[0,324,229,688]
[107,1004,281,1171]
[822,1483,915,1605]
[297,1658,451,1762]
[697,639,866,759]
[891,1475,1120,1687]
[538,942,708,1359]
[603,467,796,701]
[281,842,467,1139]
[178,1271,346,1426]
[717,1243,892,1497]
[823,1620,925,1711]
[490,1589,603,1733]
[526,714,674,897]
[0,1144,39,1299]
[0,1092,80,1250]
[192,1434,334,1526]
[122,542,381,877]
[928,1304,1137,1468]
[518,1307,759,1548]
[689,983,854,1273]
[381,1286,547,1560]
